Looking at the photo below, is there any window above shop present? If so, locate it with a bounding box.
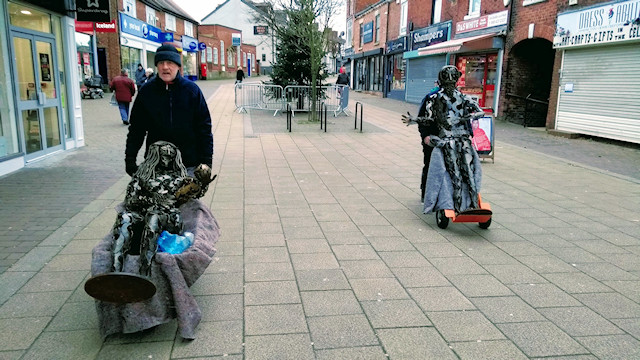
[466,0,481,19]
[432,0,442,24]
[165,14,176,31]
[123,0,136,18]
[400,0,408,35]
[146,6,156,26]
[185,22,193,37]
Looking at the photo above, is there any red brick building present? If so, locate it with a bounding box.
[198,25,257,79]
[94,0,200,84]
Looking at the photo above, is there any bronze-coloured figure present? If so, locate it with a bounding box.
[111,141,215,277]
[403,65,484,213]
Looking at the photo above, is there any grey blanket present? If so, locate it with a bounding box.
[91,199,220,339]
[423,146,482,213]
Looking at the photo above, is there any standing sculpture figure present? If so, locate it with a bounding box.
[404,65,484,213]
[111,141,214,277]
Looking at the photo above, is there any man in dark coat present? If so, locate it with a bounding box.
[135,63,146,87]
[125,44,213,177]
[417,80,440,201]
[235,68,245,84]
[109,69,136,125]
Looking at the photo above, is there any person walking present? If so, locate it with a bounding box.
[134,63,146,88]
[416,80,440,201]
[235,67,245,84]
[125,44,213,177]
[109,69,136,125]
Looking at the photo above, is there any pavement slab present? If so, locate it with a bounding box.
[1,80,639,358]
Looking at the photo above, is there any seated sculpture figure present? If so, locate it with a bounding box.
[404,65,485,213]
[111,140,214,277]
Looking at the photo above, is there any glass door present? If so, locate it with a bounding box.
[12,32,63,159]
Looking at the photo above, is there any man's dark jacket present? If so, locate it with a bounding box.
[336,73,349,85]
[125,73,213,173]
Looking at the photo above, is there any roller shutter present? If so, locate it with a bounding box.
[556,42,640,144]
[405,55,446,104]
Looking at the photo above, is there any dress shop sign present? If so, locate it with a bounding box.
[119,13,167,43]
[386,36,407,54]
[411,22,451,50]
[76,0,111,22]
[553,0,640,48]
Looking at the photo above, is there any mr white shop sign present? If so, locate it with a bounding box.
[554,0,640,48]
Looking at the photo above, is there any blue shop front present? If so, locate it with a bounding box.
[384,36,407,100]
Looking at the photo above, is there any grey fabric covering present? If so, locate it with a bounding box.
[423,145,482,214]
[91,199,220,339]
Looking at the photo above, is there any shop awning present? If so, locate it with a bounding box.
[417,33,497,56]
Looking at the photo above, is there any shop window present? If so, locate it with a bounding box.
[123,0,136,17]
[400,0,408,35]
[375,14,380,43]
[8,3,51,33]
[0,9,18,157]
[213,47,218,65]
[146,6,156,26]
[391,56,405,91]
[467,0,481,18]
[165,14,176,31]
[184,22,193,37]
[455,54,497,108]
[120,45,141,81]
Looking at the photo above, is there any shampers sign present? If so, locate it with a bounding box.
[553,0,640,48]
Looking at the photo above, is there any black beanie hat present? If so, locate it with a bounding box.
[154,44,181,66]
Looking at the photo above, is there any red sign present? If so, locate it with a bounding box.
[95,21,117,33]
[455,10,508,34]
[75,20,93,34]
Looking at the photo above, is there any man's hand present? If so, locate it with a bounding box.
[424,136,431,145]
[126,160,138,177]
[194,164,217,186]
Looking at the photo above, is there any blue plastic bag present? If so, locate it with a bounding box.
[157,230,194,254]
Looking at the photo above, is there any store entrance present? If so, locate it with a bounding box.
[11,31,63,160]
[455,53,498,109]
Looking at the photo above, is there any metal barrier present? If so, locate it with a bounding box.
[235,82,285,116]
[235,83,350,118]
[284,85,347,117]
[354,102,363,132]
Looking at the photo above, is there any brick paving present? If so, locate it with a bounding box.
[0,78,638,359]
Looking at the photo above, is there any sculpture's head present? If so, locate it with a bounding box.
[136,141,187,180]
[438,65,461,92]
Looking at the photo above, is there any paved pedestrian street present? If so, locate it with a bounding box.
[0,80,639,359]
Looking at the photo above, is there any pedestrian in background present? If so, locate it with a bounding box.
[109,69,136,125]
[134,63,146,88]
[125,44,213,177]
[235,67,245,84]
[142,67,154,85]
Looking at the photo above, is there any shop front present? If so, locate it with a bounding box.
[552,0,640,144]
[353,48,384,93]
[181,35,199,81]
[384,36,407,101]
[119,12,166,77]
[1,0,84,176]
[403,22,451,103]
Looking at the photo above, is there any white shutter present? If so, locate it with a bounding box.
[556,43,640,144]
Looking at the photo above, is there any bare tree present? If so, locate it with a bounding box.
[253,0,342,121]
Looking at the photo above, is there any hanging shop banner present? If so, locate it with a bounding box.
[553,0,640,48]
[232,33,242,46]
[119,13,163,43]
[411,22,451,50]
[95,20,117,33]
[75,20,93,34]
[363,21,374,43]
[181,35,198,52]
[455,10,508,34]
[77,0,111,22]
